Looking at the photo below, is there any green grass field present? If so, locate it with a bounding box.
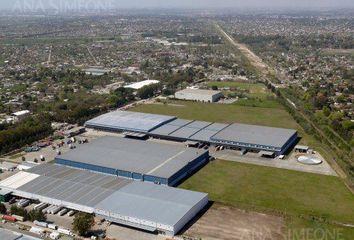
[133,100,292,128]
[208,81,272,98]
[181,160,354,224]
[208,81,284,108]
[180,160,354,239]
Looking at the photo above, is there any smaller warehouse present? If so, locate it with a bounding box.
[175,89,223,103]
[55,137,209,186]
[124,80,160,90]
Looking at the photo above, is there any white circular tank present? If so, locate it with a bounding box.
[297,156,322,165]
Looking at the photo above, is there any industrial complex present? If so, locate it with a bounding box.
[0,164,208,236]
[0,109,298,237]
[55,137,209,186]
[85,110,298,155]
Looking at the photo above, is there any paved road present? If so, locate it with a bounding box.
[214,23,288,89]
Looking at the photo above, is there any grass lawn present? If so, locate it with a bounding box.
[208,81,283,108]
[133,100,294,128]
[208,81,273,99]
[286,217,354,240]
[180,160,354,224]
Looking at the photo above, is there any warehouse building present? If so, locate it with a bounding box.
[55,137,209,186]
[124,80,160,90]
[174,89,223,103]
[85,110,176,133]
[210,123,298,154]
[0,164,208,236]
[0,228,41,240]
[85,111,298,155]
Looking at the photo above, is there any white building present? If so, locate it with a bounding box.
[124,80,160,90]
[11,110,30,121]
[175,89,223,103]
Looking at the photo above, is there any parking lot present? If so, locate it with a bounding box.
[212,148,337,176]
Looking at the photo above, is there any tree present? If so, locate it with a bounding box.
[136,84,161,99]
[73,213,94,236]
[10,206,29,220]
[28,209,46,222]
[0,203,7,214]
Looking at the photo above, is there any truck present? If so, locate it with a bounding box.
[34,202,48,211]
[34,220,48,228]
[42,205,52,213]
[58,228,73,236]
[46,205,56,214]
[51,206,62,215]
[29,226,45,235]
[67,210,75,216]
[12,214,24,222]
[2,215,16,222]
[58,208,68,216]
[49,231,60,240]
[48,224,58,230]
[17,199,30,208]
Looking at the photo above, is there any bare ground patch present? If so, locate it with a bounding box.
[184,204,285,240]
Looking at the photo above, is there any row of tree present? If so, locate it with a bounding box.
[0,115,53,154]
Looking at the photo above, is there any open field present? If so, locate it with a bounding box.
[180,160,354,239]
[208,81,273,98]
[184,203,285,240]
[133,100,294,128]
[208,81,282,108]
[180,160,354,224]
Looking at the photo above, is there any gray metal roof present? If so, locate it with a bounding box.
[85,110,176,132]
[0,226,41,240]
[94,181,208,226]
[21,164,131,207]
[169,121,212,139]
[1,164,208,230]
[211,123,297,149]
[57,137,207,179]
[189,123,229,142]
[150,119,193,136]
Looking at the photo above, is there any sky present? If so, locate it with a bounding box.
[0,0,353,11]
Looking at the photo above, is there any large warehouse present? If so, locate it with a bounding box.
[174,89,223,102]
[55,137,209,186]
[0,164,208,236]
[85,111,298,155]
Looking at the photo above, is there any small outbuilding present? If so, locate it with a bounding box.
[295,145,309,153]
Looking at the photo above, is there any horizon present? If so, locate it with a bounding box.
[0,0,354,12]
